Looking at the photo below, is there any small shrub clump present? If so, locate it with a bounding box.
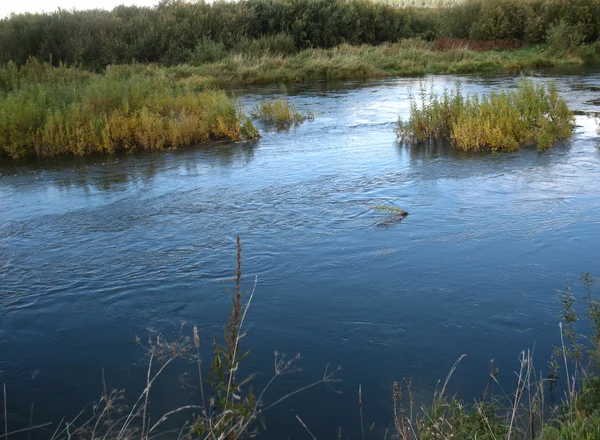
[250,98,314,129]
[397,78,575,152]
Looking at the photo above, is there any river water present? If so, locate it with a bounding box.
[1,72,600,438]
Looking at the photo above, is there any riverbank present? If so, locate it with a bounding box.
[195,42,597,85]
[3,0,600,71]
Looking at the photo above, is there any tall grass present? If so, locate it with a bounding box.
[198,42,591,85]
[397,78,575,152]
[250,99,314,129]
[0,60,258,159]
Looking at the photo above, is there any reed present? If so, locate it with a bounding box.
[370,204,408,216]
[397,78,575,152]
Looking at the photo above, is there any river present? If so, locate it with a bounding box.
[1,72,600,438]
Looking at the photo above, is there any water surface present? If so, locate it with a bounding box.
[1,73,600,438]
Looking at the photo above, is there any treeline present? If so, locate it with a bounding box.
[1,0,599,70]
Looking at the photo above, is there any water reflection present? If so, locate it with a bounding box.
[0,141,258,193]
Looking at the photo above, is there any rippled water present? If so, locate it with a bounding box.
[1,72,600,438]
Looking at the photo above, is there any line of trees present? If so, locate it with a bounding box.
[1,0,599,70]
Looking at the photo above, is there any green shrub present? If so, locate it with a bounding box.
[233,33,297,56]
[397,78,575,152]
[547,20,586,55]
[191,38,228,64]
[3,0,599,71]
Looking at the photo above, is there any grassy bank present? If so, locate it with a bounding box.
[0,60,258,159]
[194,41,595,85]
[251,98,314,128]
[393,273,600,440]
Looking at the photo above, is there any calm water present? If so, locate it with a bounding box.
[1,73,600,438]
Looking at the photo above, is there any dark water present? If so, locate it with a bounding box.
[1,73,600,439]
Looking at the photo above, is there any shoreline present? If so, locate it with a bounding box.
[191,43,598,86]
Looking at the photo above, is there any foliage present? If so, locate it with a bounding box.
[191,38,228,65]
[371,204,408,216]
[546,20,586,56]
[250,98,313,128]
[442,0,600,44]
[397,78,575,152]
[193,237,258,439]
[0,59,259,159]
[2,0,600,71]
[232,33,297,56]
[0,0,440,69]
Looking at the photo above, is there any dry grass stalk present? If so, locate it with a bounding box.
[3,384,6,440]
[295,415,317,440]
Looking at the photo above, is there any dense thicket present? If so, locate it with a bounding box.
[1,0,599,71]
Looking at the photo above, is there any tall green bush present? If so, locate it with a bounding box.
[546,20,586,55]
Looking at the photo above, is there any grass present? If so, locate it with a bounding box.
[250,98,314,129]
[378,0,461,5]
[195,41,595,86]
[397,78,575,151]
[0,60,259,159]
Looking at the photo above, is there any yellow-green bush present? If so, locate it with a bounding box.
[250,98,313,129]
[397,78,575,152]
[0,59,258,158]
